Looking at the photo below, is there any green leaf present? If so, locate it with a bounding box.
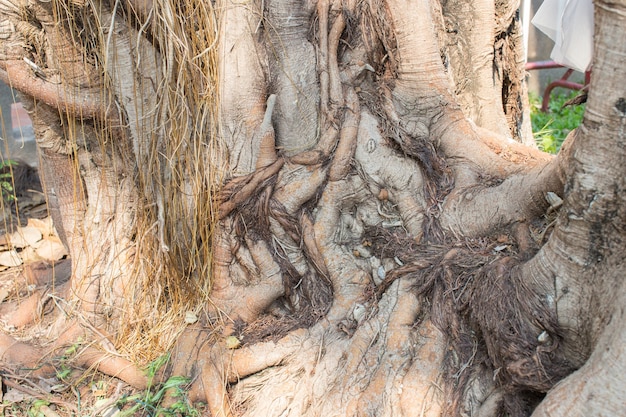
[530,91,585,154]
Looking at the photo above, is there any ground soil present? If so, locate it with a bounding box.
[0,165,187,417]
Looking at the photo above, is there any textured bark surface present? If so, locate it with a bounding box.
[0,0,625,416]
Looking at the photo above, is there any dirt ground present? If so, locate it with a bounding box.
[0,163,203,417]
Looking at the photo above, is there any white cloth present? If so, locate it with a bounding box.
[532,0,594,73]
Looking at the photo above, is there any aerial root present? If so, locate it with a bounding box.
[329,87,360,181]
[328,9,345,109]
[218,158,284,219]
[165,327,234,416]
[0,60,119,122]
[255,94,278,169]
[354,279,421,414]
[288,149,326,165]
[299,212,330,281]
[317,0,330,115]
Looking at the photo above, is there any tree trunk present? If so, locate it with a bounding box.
[0,0,624,416]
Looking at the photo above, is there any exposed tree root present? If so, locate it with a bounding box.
[352,279,421,416]
[439,156,564,237]
[397,319,447,416]
[0,268,70,329]
[2,0,623,416]
[219,159,285,220]
[75,347,148,390]
[0,332,53,377]
[1,289,46,328]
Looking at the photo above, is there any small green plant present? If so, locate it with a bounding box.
[116,376,200,417]
[55,340,82,381]
[530,90,586,154]
[27,399,50,417]
[0,159,18,202]
[109,353,201,416]
[145,352,170,384]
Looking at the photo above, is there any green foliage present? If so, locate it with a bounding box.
[145,353,170,383]
[27,400,50,417]
[56,340,83,381]
[116,376,200,417]
[0,159,17,202]
[56,364,72,380]
[107,354,202,416]
[530,91,585,154]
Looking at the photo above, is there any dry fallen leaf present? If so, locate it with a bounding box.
[28,217,56,237]
[0,250,23,267]
[225,335,241,350]
[35,238,67,261]
[0,288,9,303]
[19,246,39,263]
[0,226,43,249]
[18,226,43,247]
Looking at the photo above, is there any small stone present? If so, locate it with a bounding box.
[184,311,198,324]
[537,331,551,344]
[377,189,389,201]
[377,265,386,280]
[352,303,366,323]
[545,192,563,209]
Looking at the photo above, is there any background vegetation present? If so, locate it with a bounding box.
[530,90,586,154]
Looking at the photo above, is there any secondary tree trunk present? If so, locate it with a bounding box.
[0,0,624,416]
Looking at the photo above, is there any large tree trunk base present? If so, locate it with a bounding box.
[0,180,575,417]
[1,0,625,415]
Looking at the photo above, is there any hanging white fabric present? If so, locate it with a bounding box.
[531,0,594,73]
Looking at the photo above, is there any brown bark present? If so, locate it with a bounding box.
[0,0,624,416]
[443,0,510,138]
[528,0,626,413]
[0,61,116,121]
